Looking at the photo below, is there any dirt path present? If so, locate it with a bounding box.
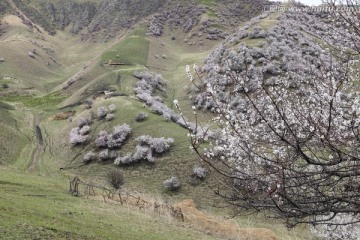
[28,114,44,171]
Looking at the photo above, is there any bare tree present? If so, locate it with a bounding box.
[107,169,124,190]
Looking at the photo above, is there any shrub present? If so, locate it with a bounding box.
[135,112,148,122]
[69,127,88,145]
[105,113,114,121]
[95,130,108,148]
[79,125,90,135]
[77,117,92,128]
[85,99,93,109]
[83,151,96,163]
[97,106,107,119]
[133,145,154,162]
[112,124,131,142]
[114,153,135,165]
[193,165,207,179]
[163,176,181,191]
[98,149,109,161]
[162,111,172,121]
[109,104,116,113]
[135,135,174,154]
[107,169,124,190]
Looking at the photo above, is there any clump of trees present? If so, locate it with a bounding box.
[114,135,174,165]
[134,71,197,131]
[69,101,175,167]
[146,3,206,36]
[95,124,132,149]
[69,126,89,145]
[147,16,163,36]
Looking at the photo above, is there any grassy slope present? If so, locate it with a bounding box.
[0,14,115,93]
[0,11,316,240]
[101,26,150,66]
[0,168,219,240]
[47,24,221,203]
[0,102,31,165]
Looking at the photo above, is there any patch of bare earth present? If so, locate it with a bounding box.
[85,188,278,240]
[174,199,278,240]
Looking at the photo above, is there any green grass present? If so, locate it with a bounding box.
[0,92,66,110]
[101,26,150,66]
[196,0,215,6]
[0,101,15,110]
[43,94,217,206]
[0,168,219,240]
[0,105,29,165]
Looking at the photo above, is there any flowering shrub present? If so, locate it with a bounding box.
[69,127,88,145]
[83,151,96,163]
[193,165,207,179]
[132,145,154,162]
[163,176,181,191]
[113,135,174,165]
[79,125,90,135]
[77,117,92,128]
[95,130,108,148]
[95,124,131,149]
[105,113,114,121]
[135,135,174,154]
[135,112,148,121]
[114,153,134,165]
[98,149,109,161]
[134,71,196,130]
[97,106,107,119]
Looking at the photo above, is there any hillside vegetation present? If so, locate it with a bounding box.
[0,0,347,239]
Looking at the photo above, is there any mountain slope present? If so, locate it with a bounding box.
[0,1,328,239]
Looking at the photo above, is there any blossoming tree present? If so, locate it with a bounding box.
[178,6,360,229]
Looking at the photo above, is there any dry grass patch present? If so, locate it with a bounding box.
[174,200,279,240]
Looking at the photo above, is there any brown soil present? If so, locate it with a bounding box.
[53,111,76,120]
[174,199,279,240]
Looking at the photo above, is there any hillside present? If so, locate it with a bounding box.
[1,0,355,239]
